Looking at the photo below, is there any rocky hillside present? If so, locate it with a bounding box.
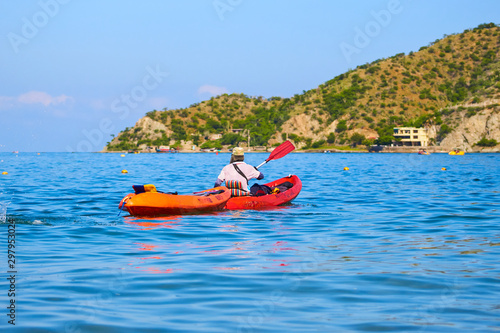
[103,23,500,152]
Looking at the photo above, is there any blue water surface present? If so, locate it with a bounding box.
[0,152,499,332]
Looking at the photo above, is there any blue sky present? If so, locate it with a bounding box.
[0,0,498,152]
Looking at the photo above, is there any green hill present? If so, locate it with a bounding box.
[104,23,500,152]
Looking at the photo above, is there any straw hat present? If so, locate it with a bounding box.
[232,147,244,156]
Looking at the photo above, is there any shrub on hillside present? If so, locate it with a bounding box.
[363,116,374,123]
[304,138,313,148]
[474,23,498,31]
[201,140,222,149]
[191,135,200,145]
[375,135,393,145]
[205,118,223,132]
[288,133,301,143]
[362,139,374,148]
[311,140,325,149]
[475,137,498,147]
[350,133,366,146]
[146,111,157,120]
[437,124,453,141]
[336,120,347,133]
[220,133,244,145]
[327,133,336,144]
[470,54,480,61]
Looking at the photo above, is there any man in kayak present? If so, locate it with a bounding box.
[214,147,264,192]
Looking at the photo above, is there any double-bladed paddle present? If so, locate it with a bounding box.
[256,140,295,169]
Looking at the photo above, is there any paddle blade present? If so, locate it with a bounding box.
[267,140,295,161]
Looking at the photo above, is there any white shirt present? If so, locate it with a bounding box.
[217,162,261,191]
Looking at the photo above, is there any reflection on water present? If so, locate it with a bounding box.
[123,215,183,230]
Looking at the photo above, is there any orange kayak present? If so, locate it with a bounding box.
[119,186,230,216]
[225,175,302,210]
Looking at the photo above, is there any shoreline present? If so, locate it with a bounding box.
[98,147,499,154]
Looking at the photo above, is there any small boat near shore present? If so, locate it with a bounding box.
[156,148,178,153]
[449,149,465,155]
[156,145,178,153]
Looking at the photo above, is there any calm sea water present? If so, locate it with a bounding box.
[1,152,499,332]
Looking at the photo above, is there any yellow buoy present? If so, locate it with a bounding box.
[343,167,349,171]
[121,154,125,157]
[37,153,40,155]
[2,172,8,175]
[121,170,128,174]
[441,167,447,171]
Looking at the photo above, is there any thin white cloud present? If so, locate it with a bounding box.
[0,91,75,118]
[0,91,74,110]
[197,85,229,97]
[17,91,73,106]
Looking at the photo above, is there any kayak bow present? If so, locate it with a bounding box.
[119,186,231,216]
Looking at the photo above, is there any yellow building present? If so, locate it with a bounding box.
[393,127,429,146]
